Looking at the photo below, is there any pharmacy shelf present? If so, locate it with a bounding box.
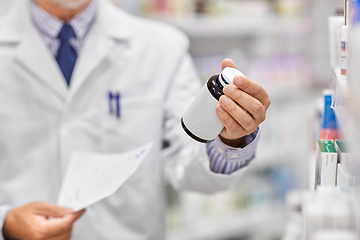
[266,85,317,102]
[154,16,310,38]
[333,67,349,98]
[332,67,352,139]
[167,204,286,240]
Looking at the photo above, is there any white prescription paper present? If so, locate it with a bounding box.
[57,142,154,211]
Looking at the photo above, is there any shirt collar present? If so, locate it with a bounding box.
[30,0,97,39]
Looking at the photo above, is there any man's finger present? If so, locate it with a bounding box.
[221,58,237,70]
[39,214,74,237]
[218,95,257,132]
[223,85,266,121]
[33,202,73,218]
[39,209,84,237]
[233,75,270,108]
[70,209,86,223]
[215,104,247,139]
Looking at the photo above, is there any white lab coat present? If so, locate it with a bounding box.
[0,0,250,239]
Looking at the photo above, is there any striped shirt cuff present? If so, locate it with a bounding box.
[206,127,260,174]
[0,205,10,240]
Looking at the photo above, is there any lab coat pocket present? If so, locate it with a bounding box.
[101,96,163,154]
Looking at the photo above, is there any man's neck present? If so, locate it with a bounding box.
[34,0,91,22]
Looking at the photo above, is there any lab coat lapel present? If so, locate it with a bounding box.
[15,29,68,101]
[68,24,116,99]
[1,0,68,101]
[68,0,133,101]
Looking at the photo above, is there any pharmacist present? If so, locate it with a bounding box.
[0,0,271,239]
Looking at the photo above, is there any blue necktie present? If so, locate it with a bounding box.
[56,24,77,86]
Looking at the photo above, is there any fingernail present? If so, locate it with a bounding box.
[234,76,243,86]
[220,96,230,105]
[217,105,225,112]
[223,85,234,95]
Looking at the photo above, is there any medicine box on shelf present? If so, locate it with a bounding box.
[316,140,338,187]
[335,140,352,164]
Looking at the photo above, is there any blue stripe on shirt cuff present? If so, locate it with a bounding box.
[206,127,260,174]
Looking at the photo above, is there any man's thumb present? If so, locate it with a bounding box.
[33,201,73,217]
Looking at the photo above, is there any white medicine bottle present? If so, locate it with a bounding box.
[181,67,244,142]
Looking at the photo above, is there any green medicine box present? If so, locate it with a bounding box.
[335,140,352,164]
[316,140,338,186]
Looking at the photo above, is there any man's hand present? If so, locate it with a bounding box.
[3,201,85,240]
[216,59,271,147]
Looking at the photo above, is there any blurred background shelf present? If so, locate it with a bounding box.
[167,204,286,240]
[153,16,310,38]
[332,67,351,139]
[333,67,349,98]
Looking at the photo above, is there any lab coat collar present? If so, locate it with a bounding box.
[0,0,68,101]
[96,0,134,41]
[0,0,132,42]
[0,1,25,43]
[0,0,133,102]
[67,0,133,102]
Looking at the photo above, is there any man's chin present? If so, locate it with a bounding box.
[47,0,91,9]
